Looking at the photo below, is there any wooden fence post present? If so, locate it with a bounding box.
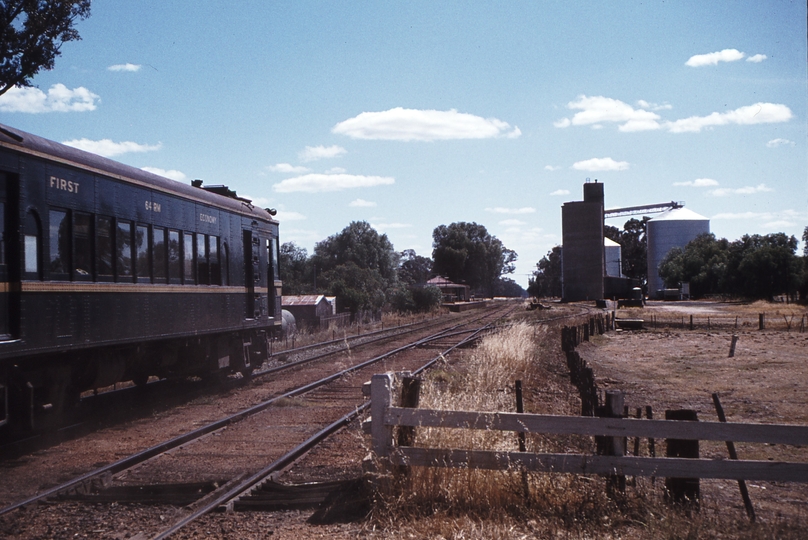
[371,372,396,493]
[596,390,626,495]
[665,409,700,506]
[712,393,755,522]
[728,335,739,357]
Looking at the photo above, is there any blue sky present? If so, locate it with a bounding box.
[1,1,805,287]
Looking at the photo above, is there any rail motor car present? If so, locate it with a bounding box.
[0,123,282,434]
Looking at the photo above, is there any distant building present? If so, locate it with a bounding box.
[427,276,471,302]
[282,295,333,328]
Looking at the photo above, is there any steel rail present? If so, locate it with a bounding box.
[151,326,492,539]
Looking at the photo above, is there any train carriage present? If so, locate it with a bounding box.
[0,123,282,434]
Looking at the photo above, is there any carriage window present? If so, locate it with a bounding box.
[168,229,181,281]
[96,216,113,278]
[74,213,92,279]
[49,209,70,278]
[116,220,133,279]
[183,232,194,283]
[24,211,41,277]
[222,242,229,286]
[153,227,167,281]
[135,225,149,281]
[268,238,279,281]
[197,233,209,285]
[209,235,220,285]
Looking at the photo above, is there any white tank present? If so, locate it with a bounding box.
[604,237,623,277]
[646,207,710,298]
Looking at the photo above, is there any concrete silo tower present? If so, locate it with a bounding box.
[646,207,710,298]
[561,181,605,301]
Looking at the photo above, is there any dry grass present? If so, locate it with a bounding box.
[365,318,807,539]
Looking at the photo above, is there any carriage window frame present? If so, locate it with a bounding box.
[73,212,92,281]
[209,235,220,285]
[196,232,209,285]
[135,224,150,283]
[48,208,70,280]
[168,229,181,284]
[182,231,195,284]
[23,210,42,280]
[153,226,167,283]
[115,219,134,282]
[96,215,114,282]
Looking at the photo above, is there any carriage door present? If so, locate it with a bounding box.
[0,172,12,339]
[243,228,261,319]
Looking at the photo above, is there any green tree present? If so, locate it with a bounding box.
[658,233,728,298]
[0,0,91,96]
[398,249,432,285]
[527,245,562,298]
[278,241,312,295]
[493,277,526,297]
[724,233,801,300]
[605,217,648,286]
[312,221,398,313]
[321,261,387,314]
[312,221,398,281]
[432,222,516,297]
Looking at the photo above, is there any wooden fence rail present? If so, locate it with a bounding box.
[370,372,808,484]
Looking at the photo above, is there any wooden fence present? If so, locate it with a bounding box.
[369,372,808,484]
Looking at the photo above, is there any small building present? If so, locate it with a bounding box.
[427,276,471,302]
[282,295,333,329]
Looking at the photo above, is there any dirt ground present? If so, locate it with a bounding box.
[579,299,808,525]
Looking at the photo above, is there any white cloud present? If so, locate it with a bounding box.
[555,95,662,132]
[63,138,161,157]
[499,219,526,226]
[544,165,562,171]
[685,48,745,67]
[267,163,310,173]
[673,178,719,187]
[298,145,346,162]
[767,138,794,148]
[326,167,347,174]
[708,183,773,197]
[243,195,272,207]
[666,102,792,133]
[108,63,141,72]
[485,207,536,214]
[553,118,571,128]
[349,198,377,207]
[274,210,306,221]
[637,100,672,111]
[746,54,767,63]
[572,157,629,171]
[550,189,570,196]
[272,173,394,193]
[141,167,186,182]
[0,83,99,113]
[762,219,794,229]
[332,107,521,141]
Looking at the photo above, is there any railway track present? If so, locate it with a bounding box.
[0,303,514,538]
[0,310,476,456]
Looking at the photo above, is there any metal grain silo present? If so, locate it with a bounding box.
[646,207,710,298]
[604,237,623,277]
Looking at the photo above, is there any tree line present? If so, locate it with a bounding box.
[280,221,523,315]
